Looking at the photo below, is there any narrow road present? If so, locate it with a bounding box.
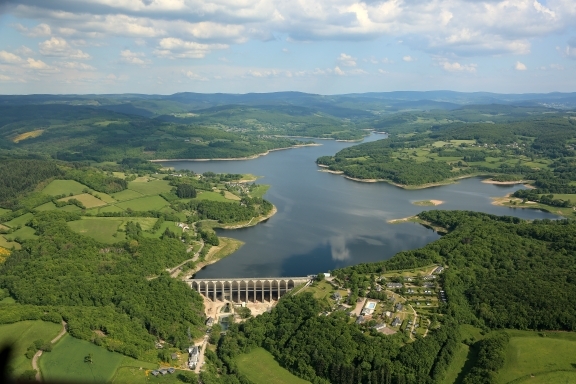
[408,305,417,340]
[168,241,204,278]
[33,321,67,381]
[195,336,209,374]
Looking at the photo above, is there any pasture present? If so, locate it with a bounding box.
[59,193,107,208]
[127,180,172,196]
[195,191,233,202]
[0,320,62,376]
[115,195,169,211]
[111,189,144,201]
[40,334,153,383]
[9,226,38,241]
[68,218,124,243]
[3,213,34,228]
[496,331,576,384]
[235,347,310,384]
[42,180,89,196]
[0,235,21,250]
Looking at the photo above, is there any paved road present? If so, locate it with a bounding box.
[33,321,67,381]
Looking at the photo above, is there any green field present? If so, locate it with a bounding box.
[0,235,21,249]
[9,226,38,241]
[3,212,34,228]
[40,334,155,383]
[0,320,62,376]
[250,185,270,198]
[195,191,233,202]
[34,202,57,211]
[127,180,172,196]
[441,343,470,384]
[115,195,169,211]
[112,189,144,201]
[60,193,107,208]
[508,371,576,384]
[68,218,124,243]
[496,332,576,384]
[236,347,310,384]
[143,221,182,239]
[304,280,335,301]
[0,208,11,216]
[42,180,89,196]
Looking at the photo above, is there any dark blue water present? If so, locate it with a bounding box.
[161,134,558,278]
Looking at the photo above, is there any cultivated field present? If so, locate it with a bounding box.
[0,320,62,376]
[3,212,34,228]
[195,191,234,202]
[112,189,144,201]
[235,347,310,384]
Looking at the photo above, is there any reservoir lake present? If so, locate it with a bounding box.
[161,133,559,278]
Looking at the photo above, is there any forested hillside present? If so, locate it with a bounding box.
[207,211,576,384]
[318,115,576,188]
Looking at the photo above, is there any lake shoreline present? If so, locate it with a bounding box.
[219,205,278,229]
[318,169,535,190]
[151,144,322,162]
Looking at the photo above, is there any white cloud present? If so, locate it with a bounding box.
[334,66,345,75]
[27,57,50,70]
[0,74,13,82]
[15,46,34,56]
[39,37,91,59]
[184,70,208,81]
[119,50,149,66]
[153,38,228,59]
[14,22,51,37]
[9,0,574,59]
[0,50,24,64]
[337,53,356,67]
[549,63,564,70]
[440,60,477,73]
[59,61,96,71]
[378,69,388,74]
[515,61,527,71]
[403,56,414,62]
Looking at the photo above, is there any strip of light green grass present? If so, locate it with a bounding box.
[235,348,310,384]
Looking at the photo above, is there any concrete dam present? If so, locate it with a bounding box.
[186,277,311,303]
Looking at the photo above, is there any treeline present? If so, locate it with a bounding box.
[512,190,573,207]
[65,168,127,193]
[173,197,272,224]
[216,294,462,384]
[0,210,205,359]
[0,159,63,208]
[463,332,509,384]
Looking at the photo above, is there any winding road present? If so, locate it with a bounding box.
[33,320,67,382]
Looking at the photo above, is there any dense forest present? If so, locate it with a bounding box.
[0,210,205,358]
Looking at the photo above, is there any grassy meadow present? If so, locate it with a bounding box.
[59,193,108,208]
[40,334,155,383]
[496,331,576,384]
[235,347,310,384]
[68,218,125,243]
[0,320,62,376]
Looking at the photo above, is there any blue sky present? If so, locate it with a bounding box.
[0,0,575,94]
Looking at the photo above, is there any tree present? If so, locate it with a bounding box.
[317,273,325,282]
[177,184,197,198]
[84,353,93,363]
[209,324,222,345]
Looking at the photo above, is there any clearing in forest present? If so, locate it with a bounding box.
[115,195,169,211]
[12,129,44,143]
[68,218,124,244]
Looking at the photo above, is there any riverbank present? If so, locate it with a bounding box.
[413,200,444,206]
[491,194,573,217]
[318,168,531,190]
[482,179,534,188]
[187,237,244,277]
[220,205,278,229]
[151,144,322,162]
[387,215,448,233]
